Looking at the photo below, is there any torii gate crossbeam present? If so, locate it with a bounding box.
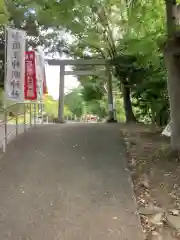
[46,58,116,123]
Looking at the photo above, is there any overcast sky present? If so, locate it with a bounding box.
[45,65,79,100]
[37,31,80,100]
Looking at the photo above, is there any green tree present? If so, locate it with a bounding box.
[125,0,180,150]
[64,88,83,118]
[44,95,58,117]
[0,0,8,24]
[86,99,107,118]
[30,0,139,122]
[44,94,72,118]
[22,0,170,128]
[0,0,68,88]
[163,0,180,151]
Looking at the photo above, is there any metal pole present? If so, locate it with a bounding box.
[15,112,18,136]
[4,110,7,153]
[34,103,36,125]
[58,64,65,123]
[2,26,7,152]
[41,102,43,124]
[113,95,117,120]
[32,103,34,125]
[37,102,40,124]
[4,26,7,110]
[106,65,116,122]
[29,103,32,127]
[24,103,26,132]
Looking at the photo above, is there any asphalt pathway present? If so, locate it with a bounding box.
[0,123,143,240]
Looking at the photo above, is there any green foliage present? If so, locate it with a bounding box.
[0,0,8,24]
[44,95,58,117]
[113,95,125,122]
[63,86,108,119]
[0,0,69,88]
[86,99,107,118]
[64,88,83,117]
[131,60,169,125]
[44,95,72,118]
[3,0,170,125]
[81,83,104,102]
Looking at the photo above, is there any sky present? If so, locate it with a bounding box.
[37,34,80,100]
[45,64,79,100]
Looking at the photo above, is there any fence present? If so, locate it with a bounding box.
[0,102,45,153]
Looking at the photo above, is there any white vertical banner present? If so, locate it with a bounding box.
[5,28,26,101]
[35,51,43,101]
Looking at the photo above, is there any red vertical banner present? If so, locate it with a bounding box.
[24,51,37,100]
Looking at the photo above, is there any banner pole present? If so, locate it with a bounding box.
[4,25,7,109]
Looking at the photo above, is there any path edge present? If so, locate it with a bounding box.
[120,128,145,239]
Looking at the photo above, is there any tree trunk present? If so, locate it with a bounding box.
[165,0,177,36]
[164,0,180,151]
[122,83,136,122]
[151,107,156,125]
[164,50,180,150]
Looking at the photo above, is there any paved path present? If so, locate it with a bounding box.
[0,124,143,240]
[0,124,29,151]
[0,123,50,150]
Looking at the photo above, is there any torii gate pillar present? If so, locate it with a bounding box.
[106,65,117,123]
[58,64,65,123]
[46,58,117,123]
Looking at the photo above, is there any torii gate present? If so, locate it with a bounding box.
[46,58,115,123]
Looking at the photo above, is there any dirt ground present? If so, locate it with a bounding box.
[120,123,180,239]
